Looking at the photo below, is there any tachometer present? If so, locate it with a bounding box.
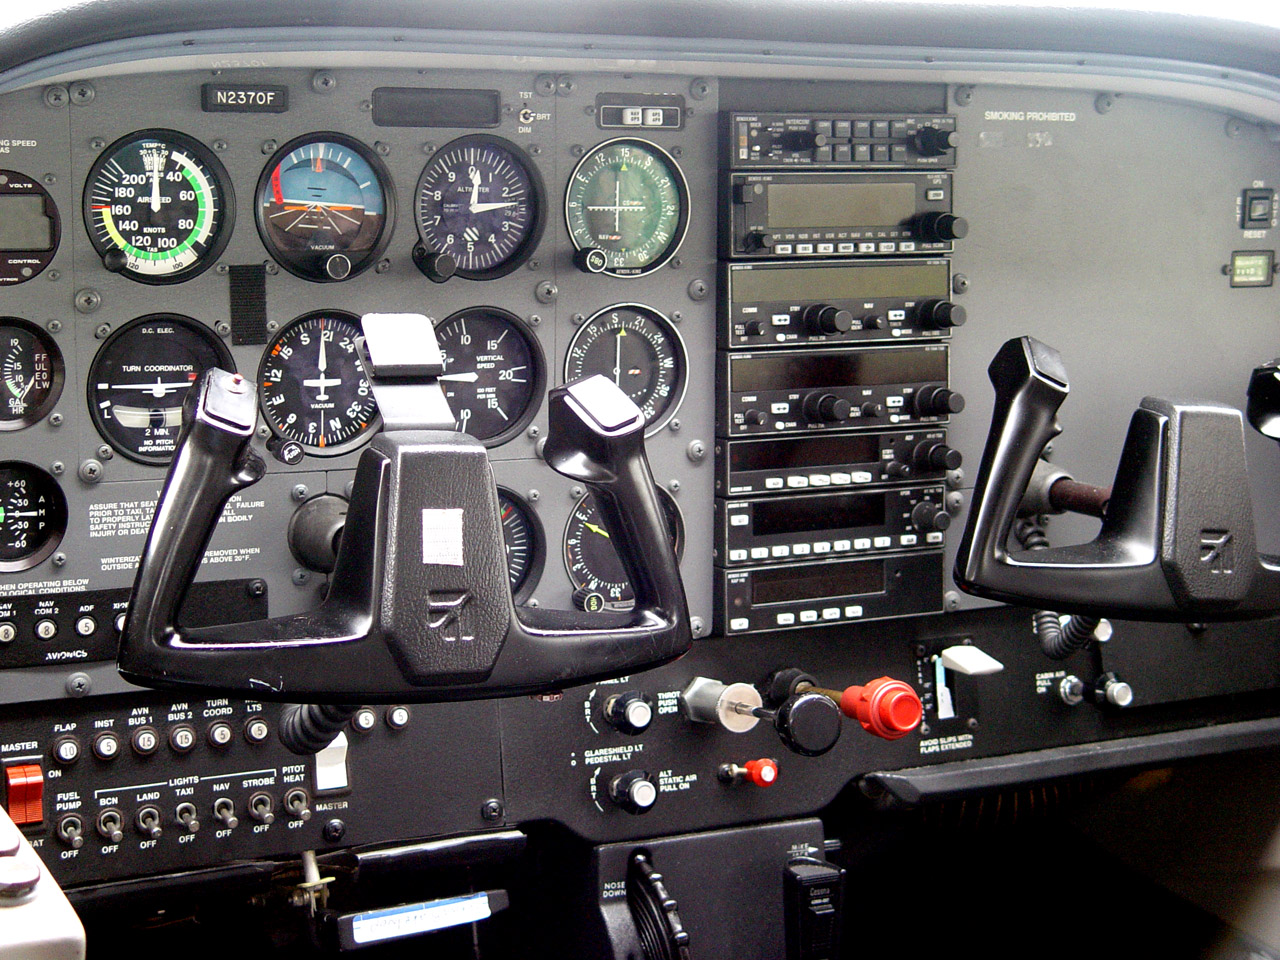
[88,315,233,464]
[256,134,393,282]
[258,312,381,457]
[414,135,544,281]
[0,318,63,431]
[563,304,687,436]
[564,137,689,277]
[83,129,233,283]
[497,487,544,602]
[564,487,684,611]
[0,462,67,573]
[435,307,545,446]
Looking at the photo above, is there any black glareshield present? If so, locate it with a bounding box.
[954,336,1280,621]
[118,356,691,702]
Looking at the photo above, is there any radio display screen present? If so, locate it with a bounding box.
[752,492,885,536]
[731,347,946,392]
[732,262,948,304]
[731,434,880,472]
[751,559,885,605]
[0,195,54,250]
[766,181,917,228]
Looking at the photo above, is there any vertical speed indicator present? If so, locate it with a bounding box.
[83,130,233,283]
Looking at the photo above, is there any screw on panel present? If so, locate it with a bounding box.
[669,479,680,492]
[215,321,232,336]
[528,315,542,327]
[573,313,586,325]
[43,174,56,185]
[46,320,61,333]
[535,281,557,304]
[952,274,970,295]
[94,323,111,339]
[967,718,979,731]
[570,485,584,499]
[256,425,271,439]
[292,484,309,502]
[690,617,706,637]
[266,320,279,333]
[311,71,337,94]
[50,461,64,475]
[212,140,228,152]
[527,259,541,271]
[322,819,345,842]
[953,85,974,107]
[687,440,706,462]
[671,147,683,159]
[528,145,542,157]
[89,137,105,151]
[75,289,102,314]
[293,569,310,586]
[556,75,575,96]
[919,722,931,735]
[247,580,266,598]
[375,259,390,274]
[668,419,681,432]
[527,489,540,502]
[584,105,596,116]
[1225,118,1247,139]
[52,552,66,566]
[44,85,68,108]
[1094,92,1119,114]
[689,77,711,100]
[261,139,278,155]
[65,673,91,698]
[264,261,279,275]
[481,799,504,821]
[534,75,556,96]
[48,412,63,427]
[374,141,391,156]
[944,591,961,611]
[97,445,113,460]
[78,460,103,483]
[687,279,709,301]
[46,271,60,282]
[360,100,373,112]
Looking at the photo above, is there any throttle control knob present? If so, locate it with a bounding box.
[839,677,923,740]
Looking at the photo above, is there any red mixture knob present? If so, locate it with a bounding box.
[839,677,922,740]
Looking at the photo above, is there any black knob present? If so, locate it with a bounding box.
[912,441,963,472]
[573,247,609,273]
[804,393,851,423]
[911,501,951,533]
[771,692,842,757]
[863,313,885,330]
[1247,357,1280,440]
[608,769,658,814]
[913,127,959,157]
[572,587,607,613]
[735,182,765,204]
[779,130,828,151]
[745,231,774,253]
[913,212,969,242]
[604,692,655,735]
[743,320,766,337]
[744,408,767,426]
[884,459,912,480]
[860,401,886,420]
[288,494,348,574]
[915,299,966,329]
[914,385,965,417]
[803,304,853,335]
[102,248,128,273]
[412,247,456,283]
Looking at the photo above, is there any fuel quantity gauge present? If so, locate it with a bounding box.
[0,318,63,430]
[0,462,67,573]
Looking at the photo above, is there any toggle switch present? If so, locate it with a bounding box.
[3,764,44,826]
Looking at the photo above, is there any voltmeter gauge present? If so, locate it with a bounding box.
[564,487,684,611]
[564,303,687,436]
[497,487,544,602]
[83,129,233,283]
[414,135,544,280]
[0,462,67,573]
[256,134,393,282]
[435,307,545,446]
[0,318,63,430]
[564,138,689,277]
[88,315,233,464]
[258,312,381,457]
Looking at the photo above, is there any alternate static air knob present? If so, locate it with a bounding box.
[412,246,457,283]
[915,299,966,329]
[914,385,965,417]
[803,304,854,335]
[804,393,852,423]
[838,677,923,740]
[608,770,658,814]
[913,212,969,243]
[913,127,959,157]
[604,692,655,736]
[911,501,951,533]
[912,441,963,472]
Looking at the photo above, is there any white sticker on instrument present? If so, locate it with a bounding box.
[422,509,464,566]
[350,893,492,945]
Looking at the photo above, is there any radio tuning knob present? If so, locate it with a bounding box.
[744,408,767,426]
[913,127,959,157]
[911,501,951,533]
[604,692,655,736]
[779,130,828,151]
[913,212,969,243]
[804,393,852,423]
[884,459,912,480]
[915,299,966,328]
[745,231,775,253]
[412,246,457,283]
[743,320,766,338]
[860,401,885,420]
[863,314,885,330]
[803,304,854,335]
[608,770,658,814]
[913,441,963,472]
[573,247,609,273]
[914,385,965,417]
